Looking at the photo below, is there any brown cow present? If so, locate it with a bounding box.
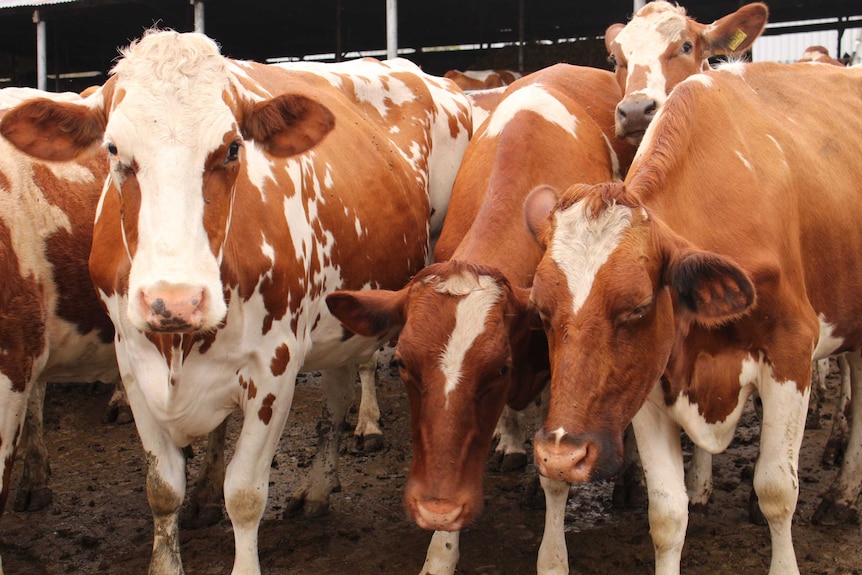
[327,63,635,575]
[605,1,768,145]
[0,30,471,574]
[525,61,862,575]
[444,68,522,91]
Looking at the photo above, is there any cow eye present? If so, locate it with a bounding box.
[226,141,242,163]
[618,298,654,325]
[607,54,618,67]
[680,41,693,55]
[394,357,406,370]
[500,364,510,376]
[106,142,118,156]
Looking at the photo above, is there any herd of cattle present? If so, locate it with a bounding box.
[0,1,859,574]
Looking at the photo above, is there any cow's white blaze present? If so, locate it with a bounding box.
[549,202,632,314]
[485,84,579,140]
[436,272,502,402]
[614,5,687,104]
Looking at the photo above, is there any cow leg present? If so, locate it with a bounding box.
[353,350,383,452]
[103,380,134,425]
[612,424,647,508]
[536,475,569,575]
[286,364,354,517]
[419,530,460,575]
[14,378,52,512]
[181,418,228,529]
[0,375,31,520]
[821,353,851,468]
[631,386,687,575]
[489,405,528,472]
[754,375,808,575]
[226,384,295,575]
[813,350,862,525]
[685,446,713,512]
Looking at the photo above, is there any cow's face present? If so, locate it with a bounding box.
[523,183,754,484]
[0,30,334,334]
[605,1,767,145]
[327,262,528,531]
[103,42,243,333]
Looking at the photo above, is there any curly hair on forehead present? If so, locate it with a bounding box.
[556,181,643,221]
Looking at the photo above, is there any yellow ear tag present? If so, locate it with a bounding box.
[727,29,748,51]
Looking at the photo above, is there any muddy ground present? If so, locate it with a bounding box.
[1,348,860,575]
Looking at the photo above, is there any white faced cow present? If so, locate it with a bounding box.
[327,63,635,575]
[605,1,768,145]
[525,62,862,575]
[0,30,471,575]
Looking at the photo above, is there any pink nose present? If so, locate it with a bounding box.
[414,500,466,531]
[533,430,594,484]
[140,285,205,332]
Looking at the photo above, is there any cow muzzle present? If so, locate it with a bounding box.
[615,94,658,144]
[533,428,622,484]
[138,283,207,332]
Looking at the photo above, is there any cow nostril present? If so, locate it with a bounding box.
[151,298,166,316]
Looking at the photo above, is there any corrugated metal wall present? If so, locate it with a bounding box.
[752,23,862,65]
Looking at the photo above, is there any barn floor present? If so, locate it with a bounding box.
[1,348,860,575]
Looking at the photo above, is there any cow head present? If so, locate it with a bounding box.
[523,183,755,484]
[605,1,767,145]
[0,30,334,334]
[327,261,541,531]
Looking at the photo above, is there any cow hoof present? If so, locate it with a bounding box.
[812,499,860,526]
[180,502,224,529]
[284,496,331,519]
[13,486,53,512]
[354,432,384,453]
[102,404,134,425]
[115,405,134,425]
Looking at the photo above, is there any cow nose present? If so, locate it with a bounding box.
[533,428,596,484]
[616,95,658,139]
[140,285,206,332]
[414,499,466,531]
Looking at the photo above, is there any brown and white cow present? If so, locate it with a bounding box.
[524,61,862,575]
[327,63,635,575]
[605,1,768,145]
[798,45,847,66]
[605,0,772,512]
[443,69,522,91]
[0,88,120,573]
[0,30,471,575]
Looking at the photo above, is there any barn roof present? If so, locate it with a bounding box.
[0,0,859,91]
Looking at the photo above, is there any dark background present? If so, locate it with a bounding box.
[0,0,859,92]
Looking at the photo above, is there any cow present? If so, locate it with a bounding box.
[443,69,522,91]
[605,1,768,145]
[0,88,120,571]
[0,29,472,575]
[523,61,862,575]
[605,0,773,512]
[798,45,847,66]
[326,63,635,575]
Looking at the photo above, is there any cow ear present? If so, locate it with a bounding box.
[604,23,625,52]
[242,93,335,157]
[0,98,106,161]
[666,249,756,325]
[703,2,768,57]
[326,288,408,338]
[523,185,559,249]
